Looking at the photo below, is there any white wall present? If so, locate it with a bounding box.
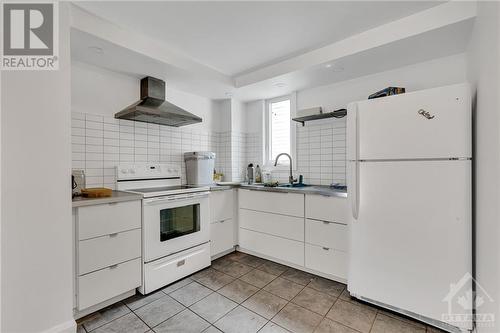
[297,53,467,111]
[245,100,265,135]
[230,99,245,133]
[466,3,500,332]
[71,61,217,133]
[1,3,75,333]
[211,99,231,133]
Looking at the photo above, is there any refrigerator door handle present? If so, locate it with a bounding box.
[349,161,360,220]
[347,102,360,220]
[347,102,359,161]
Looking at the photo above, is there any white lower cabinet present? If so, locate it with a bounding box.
[305,194,348,224]
[78,258,141,310]
[210,218,234,257]
[78,200,141,240]
[210,190,236,257]
[79,228,141,275]
[74,199,142,314]
[239,209,304,241]
[305,219,348,252]
[238,189,348,282]
[305,244,348,279]
[239,189,304,217]
[239,228,304,266]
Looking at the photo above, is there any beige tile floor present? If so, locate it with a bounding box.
[77,251,446,333]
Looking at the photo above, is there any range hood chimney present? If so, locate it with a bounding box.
[115,76,202,127]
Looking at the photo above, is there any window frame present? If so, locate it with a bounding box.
[264,92,297,170]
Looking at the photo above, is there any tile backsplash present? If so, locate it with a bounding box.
[244,117,347,186]
[72,112,346,188]
[72,112,223,188]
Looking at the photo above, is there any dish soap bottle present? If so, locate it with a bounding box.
[255,165,262,183]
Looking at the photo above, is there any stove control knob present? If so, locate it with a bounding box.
[167,168,172,173]
[121,169,128,174]
[129,168,135,174]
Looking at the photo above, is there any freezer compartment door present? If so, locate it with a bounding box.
[348,160,472,331]
[351,83,471,160]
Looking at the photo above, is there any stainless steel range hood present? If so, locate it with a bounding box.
[115,76,202,127]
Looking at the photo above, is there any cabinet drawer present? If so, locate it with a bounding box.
[305,219,347,251]
[78,200,141,240]
[305,244,347,279]
[210,218,234,257]
[79,228,141,275]
[210,190,233,222]
[239,189,304,217]
[305,195,347,223]
[239,228,304,266]
[78,258,141,310]
[240,209,304,241]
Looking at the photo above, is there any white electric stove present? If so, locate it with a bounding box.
[116,163,211,294]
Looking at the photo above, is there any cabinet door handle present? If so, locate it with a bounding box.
[177,259,186,267]
[109,233,118,237]
[323,221,331,225]
[322,247,330,251]
[109,264,118,269]
[108,202,118,206]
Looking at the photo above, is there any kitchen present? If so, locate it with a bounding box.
[2,1,499,333]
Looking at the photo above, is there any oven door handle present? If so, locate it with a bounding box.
[144,191,209,205]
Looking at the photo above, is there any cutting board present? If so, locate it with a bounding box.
[81,187,113,198]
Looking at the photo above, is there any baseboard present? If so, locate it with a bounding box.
[40,319,76,333]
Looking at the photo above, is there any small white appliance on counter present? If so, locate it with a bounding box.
[117,163,211,294]
[347,83,472,332]
[184,151,215,186]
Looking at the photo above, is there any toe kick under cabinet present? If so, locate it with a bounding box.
[73,199,142,317]
[238,190,348,281]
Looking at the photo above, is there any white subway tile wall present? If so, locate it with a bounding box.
[71,112,225,188]
[72,113,346,188]
[231,132,247,182]
[215,132,232,180]
[244,118,347,185]
[295,117,347,185]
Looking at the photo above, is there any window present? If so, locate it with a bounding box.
[265,95,295,166]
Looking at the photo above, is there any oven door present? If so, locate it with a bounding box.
[143,191,209,262]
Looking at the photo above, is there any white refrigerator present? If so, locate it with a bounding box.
[347,83,472,332]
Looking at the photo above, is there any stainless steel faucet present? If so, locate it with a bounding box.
[274,153,296,185]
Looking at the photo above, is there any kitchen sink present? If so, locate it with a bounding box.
[277,183,310,188]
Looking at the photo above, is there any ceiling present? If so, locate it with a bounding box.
[75,1,443,76]
[71,1,475,102]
